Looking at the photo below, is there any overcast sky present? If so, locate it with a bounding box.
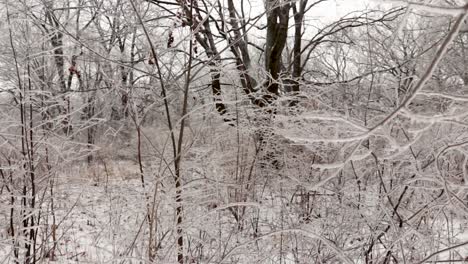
[312,0,372,20]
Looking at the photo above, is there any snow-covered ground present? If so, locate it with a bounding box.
[2,160,467,263]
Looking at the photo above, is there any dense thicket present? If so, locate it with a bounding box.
[0,0,467,263]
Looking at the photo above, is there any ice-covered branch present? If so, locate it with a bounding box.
[378,0,468,16]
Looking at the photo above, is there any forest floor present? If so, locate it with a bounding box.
[1,161,468,263]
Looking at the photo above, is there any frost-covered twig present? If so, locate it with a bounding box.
[418,91,468,102]
[219,229,354,264]
[417,240,468,264]
[378,0,468,16]
[367,2,468,132]
[298,2,468,144]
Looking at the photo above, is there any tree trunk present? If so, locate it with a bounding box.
[291,0,308,94]
[265,0,290,98]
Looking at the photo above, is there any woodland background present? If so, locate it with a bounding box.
[0,0,468,263]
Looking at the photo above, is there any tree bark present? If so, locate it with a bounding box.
[225,0,258,97]
[265,0,290,99]
[291,0,308,94]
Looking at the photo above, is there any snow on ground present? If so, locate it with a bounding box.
[1,160,468,263]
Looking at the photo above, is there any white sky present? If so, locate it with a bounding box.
[311,0,373,20]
